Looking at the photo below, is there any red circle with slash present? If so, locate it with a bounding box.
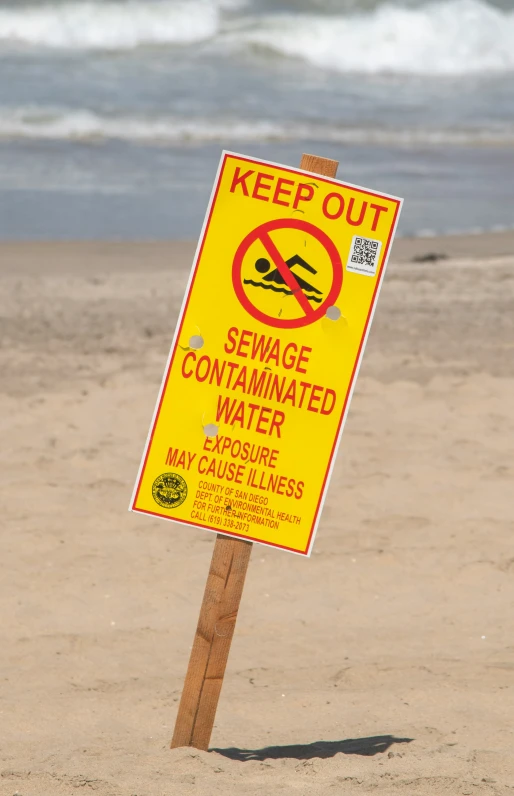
[232,218,342,329]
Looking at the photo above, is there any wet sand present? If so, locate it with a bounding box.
[1,233,513,795]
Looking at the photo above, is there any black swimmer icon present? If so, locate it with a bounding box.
[244,254,323,304]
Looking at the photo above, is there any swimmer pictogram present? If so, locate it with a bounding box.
[232,218,343,329]
[244,253,323,304]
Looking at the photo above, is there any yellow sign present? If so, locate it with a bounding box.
[130,152,402,556]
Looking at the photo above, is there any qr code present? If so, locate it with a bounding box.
[346,235,382,277]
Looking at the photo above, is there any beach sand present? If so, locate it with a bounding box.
[1,233,513,795]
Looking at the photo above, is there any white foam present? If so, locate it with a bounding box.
[0,107,286,142]
[0,0,220,49]
[2,0,513,73]
[234,0,514,75]
[2,106,514,146]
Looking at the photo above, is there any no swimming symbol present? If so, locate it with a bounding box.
[232,219,343,329]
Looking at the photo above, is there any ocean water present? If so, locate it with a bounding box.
[0,0,513,239]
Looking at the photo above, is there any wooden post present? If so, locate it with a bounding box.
[171,534,252,750]
[300,153,339,179]
[171,152,339,752]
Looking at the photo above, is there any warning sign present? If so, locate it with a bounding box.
[130,152,402,556]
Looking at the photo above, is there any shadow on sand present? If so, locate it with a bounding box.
[212,735,413,762]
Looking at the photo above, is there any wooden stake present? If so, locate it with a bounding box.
[171,534,252,750]
[300,153,339,178]
[171,152,339,752]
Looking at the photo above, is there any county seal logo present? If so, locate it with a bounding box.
[152,473,188,509]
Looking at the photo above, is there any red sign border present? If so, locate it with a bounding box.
[130,151,402,556]
[232,218,343,329]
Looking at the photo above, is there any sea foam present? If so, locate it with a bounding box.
[0,0,512,74]
[234,0,514,75]
[0,0,220,49]
[1,106,514,146]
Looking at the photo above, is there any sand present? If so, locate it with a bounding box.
[1,233,513,795]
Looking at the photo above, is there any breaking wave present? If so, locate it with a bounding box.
[0,0,512,75]
[1,107,514,146]
[234,0,514,75]
[0,0,222,50]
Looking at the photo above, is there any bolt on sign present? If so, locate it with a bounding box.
[130,152,402,556]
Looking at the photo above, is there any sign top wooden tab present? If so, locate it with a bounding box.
[300,154,339,178]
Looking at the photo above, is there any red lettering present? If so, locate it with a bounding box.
[165,448,178,466]
[236,329,252,357]
[252,172,274,201]
[321,388,336,415]
[269,410,285,438]
[232,366,247,392]
[282,342,298,369]
[248,369,266,397]
[346,197,367,227]
[268,375,285,402]
[272,177,294,207]
[276,475,287,496]
[307,385,323,412]
[224,326,238,355]
[293,183,314,210]
[225,361,238,388]
[251,333,271,362]
[298,381,311,409]
[370,203,389,231]
[266,338,280,366]
[296,346,311,374]
[230,167,254,196]
[322,192,345,220]
[246,403,260,429]
[211,435,222,453]
[256,406,271,434]
[195,355,210,382]
[258,447,270,466]
[182,351,196,378]
[232,401,245,427]
[209,358,226,387]
[282,380,296,406]
[216,395,237,424]
[268,449,278,469]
